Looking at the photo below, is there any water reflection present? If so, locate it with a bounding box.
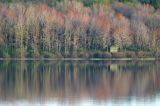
[0,60,160,105]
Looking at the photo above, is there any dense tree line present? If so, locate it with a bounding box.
[0,1,160,58]
[0,0,160,8]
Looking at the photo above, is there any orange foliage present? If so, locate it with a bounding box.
[55,12,65,26]
[79,14,91,27]
[95,16,110,32]
[38,4,52,15]
[116,13,125,21]
[94,11,111,32]
[25,5,37,23]
[65,8,75,19]
[140,4,154,14]
[133,4,154,18]
[38,4,65,26]
[66,8,91,28]
[113,27,120,36]
[2,8,17,21]
[38,4,53,21]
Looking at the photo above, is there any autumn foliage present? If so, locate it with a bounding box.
[0,1,159,58]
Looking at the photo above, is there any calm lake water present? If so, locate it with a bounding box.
[0,60,160,106]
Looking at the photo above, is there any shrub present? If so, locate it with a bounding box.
[77,51,90,58]
[15,48,26,58]
[0,49,10,58]
[102,52,112,58]
[112,52,126,58]
[41,52,55,58]
[126,51,136,58]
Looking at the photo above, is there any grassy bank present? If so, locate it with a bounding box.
[0,58,159,61]
[0,52,159,60]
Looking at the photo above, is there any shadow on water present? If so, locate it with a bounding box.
[0,60,160,105]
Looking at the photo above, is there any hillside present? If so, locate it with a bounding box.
[0,0,160,58]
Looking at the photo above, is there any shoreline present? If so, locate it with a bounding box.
[0,58,159,61]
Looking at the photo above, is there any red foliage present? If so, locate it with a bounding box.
[55,11,65,26]
[38,4,65,26]
[39,4,52,15]
[1,7,17,21]
[79,14,91,27]
[95,11,111,32]
[95,13,109,31]
[66,8,77,21]
[116,13,125,21]
[96,17,110,32]
[66,8,91,28]
[113,27,120,36]
[133,4,154,19]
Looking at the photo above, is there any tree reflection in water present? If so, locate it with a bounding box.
[0,60,159,103]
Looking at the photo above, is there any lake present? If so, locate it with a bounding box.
[0,60,160,106]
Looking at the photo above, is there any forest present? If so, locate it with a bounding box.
[0,0,160,58]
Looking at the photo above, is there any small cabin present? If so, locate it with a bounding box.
[110,45,119,53]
